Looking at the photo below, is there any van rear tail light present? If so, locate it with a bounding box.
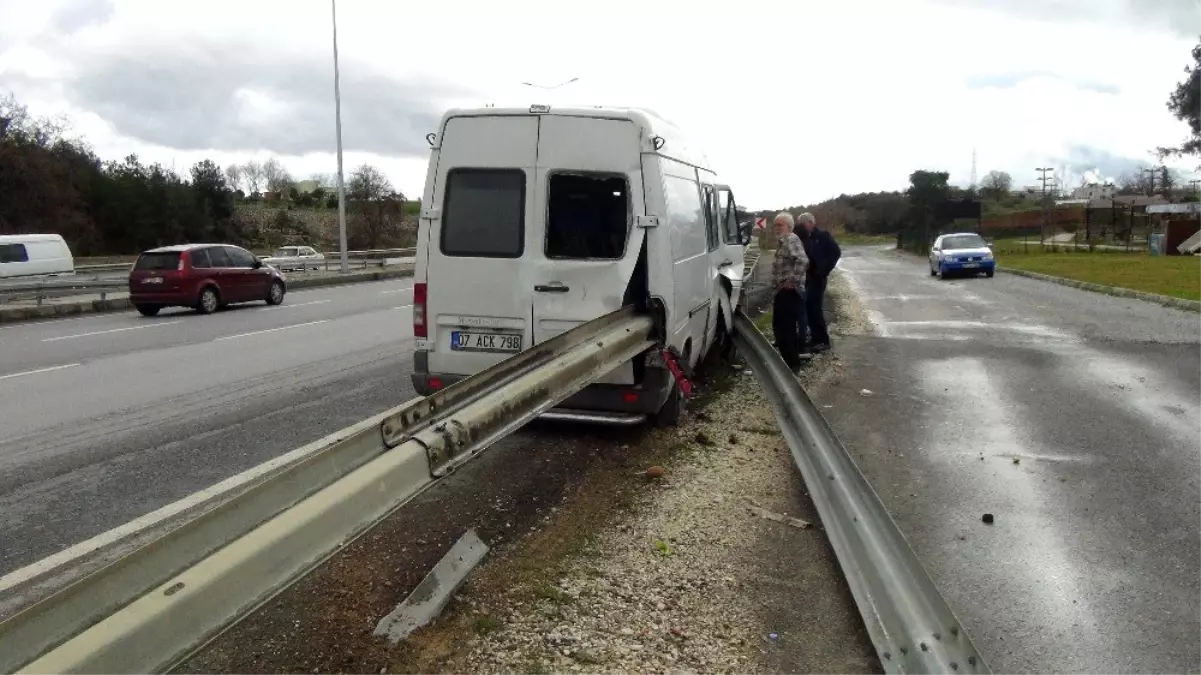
[622,391,640,403]
[428,377,443,390]
[413,282,428,338]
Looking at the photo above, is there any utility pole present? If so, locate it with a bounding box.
[1140,167,1157,196]
[331,0,349,274]
[1189,179,1200,198]
[1036,167,1054,244]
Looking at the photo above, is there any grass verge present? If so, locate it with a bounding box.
[1000,253,1200,301]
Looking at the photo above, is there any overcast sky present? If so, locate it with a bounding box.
[1,0,1198,209]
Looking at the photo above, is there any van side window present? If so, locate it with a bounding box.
[0,243,29,264]
[701,185,720,252]
[662,174,706,260]
[545,173,629,259]
[441,169,525,258]
[719,189,740,243]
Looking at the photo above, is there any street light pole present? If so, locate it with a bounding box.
[331,0,349,273]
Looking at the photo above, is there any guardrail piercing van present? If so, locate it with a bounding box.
[410,104,751,425]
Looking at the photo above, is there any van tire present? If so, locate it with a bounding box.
[196,287,220,315]
[135,304,161,317]
[653,382,684,427]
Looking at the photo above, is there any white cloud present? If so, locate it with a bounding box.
[0,0,1197,209]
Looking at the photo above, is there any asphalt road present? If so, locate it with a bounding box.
[822,247,1200,673]
[0,277,419,576]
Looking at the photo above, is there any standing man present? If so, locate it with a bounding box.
[794,212,841,352]
[770,212,810,373]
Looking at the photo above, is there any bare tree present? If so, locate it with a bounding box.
[224,164,243,193]
[310,172,335,189]
[348,164,394,200]
[262,157,293,193]
[241,160,265,194]
[347,164,401,248]
[978,170,1012,200]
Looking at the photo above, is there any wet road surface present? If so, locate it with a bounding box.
[818,247,1200,673]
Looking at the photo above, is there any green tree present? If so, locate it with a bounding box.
[1157,39,1200,163]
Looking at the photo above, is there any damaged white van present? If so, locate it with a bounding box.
[410,105,751,425]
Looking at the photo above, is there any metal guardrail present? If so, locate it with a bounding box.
[70,248,418,274]
[1,306,654,674]
[731,311,988,674]
[0,253,416,305]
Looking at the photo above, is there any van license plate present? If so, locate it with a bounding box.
[450,331,522,353]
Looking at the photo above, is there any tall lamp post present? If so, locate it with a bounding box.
[331,0,349,273]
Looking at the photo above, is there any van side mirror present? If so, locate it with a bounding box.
[253,259,264,269]
[738,221,753,246]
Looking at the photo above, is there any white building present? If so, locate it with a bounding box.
[1072,183,1116,200]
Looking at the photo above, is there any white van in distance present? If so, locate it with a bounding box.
[0,234,75,279]
[410,104,751,425]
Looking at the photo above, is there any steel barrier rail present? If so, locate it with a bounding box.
[4,307,654,674]
[732,311,989,675]
[69,249,418,274]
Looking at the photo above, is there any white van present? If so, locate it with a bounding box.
[410,105,751,425]
[0,234,75,279]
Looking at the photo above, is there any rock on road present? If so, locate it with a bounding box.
[822,246,1200,673]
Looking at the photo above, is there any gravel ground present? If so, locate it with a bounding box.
[428,271,879,675]
[176,267,879,675]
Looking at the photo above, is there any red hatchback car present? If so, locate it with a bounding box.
[128,244,287,316]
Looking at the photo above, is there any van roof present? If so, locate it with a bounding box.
[0,233,68,243]
[438,105,713,172]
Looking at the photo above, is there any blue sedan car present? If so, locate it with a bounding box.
[929,232,996,279]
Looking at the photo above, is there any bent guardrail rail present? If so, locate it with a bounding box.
[732,311,989,675]
[0,307,654,674]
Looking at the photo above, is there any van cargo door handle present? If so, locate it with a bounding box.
[534,283,569,293]
[718,260,734,268]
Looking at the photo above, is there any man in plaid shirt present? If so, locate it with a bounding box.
[770,212,811,372]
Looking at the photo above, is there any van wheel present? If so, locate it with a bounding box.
[266,280,286,305]
[653,382,684,427]
[135,304,161,317]
[196,287,220,314]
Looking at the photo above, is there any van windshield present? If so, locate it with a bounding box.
[134,252,182,270]
[546,173,629,259]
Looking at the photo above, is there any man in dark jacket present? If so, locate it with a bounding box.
[794,212,841,352]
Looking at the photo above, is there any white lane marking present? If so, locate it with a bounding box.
[0,401,420,594]
[266,299,331,310]
[883,320,1075,340]
[393,304,413,310]
[41,320,183,343]
[379,288,410,295]
[917,357,1102,650]
[0,363,81,381]
[214,320,329,341]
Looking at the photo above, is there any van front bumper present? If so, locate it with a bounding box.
[410,352,672,418]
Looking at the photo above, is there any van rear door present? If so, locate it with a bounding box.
[425,115,538,377]
[529,115,645,385]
